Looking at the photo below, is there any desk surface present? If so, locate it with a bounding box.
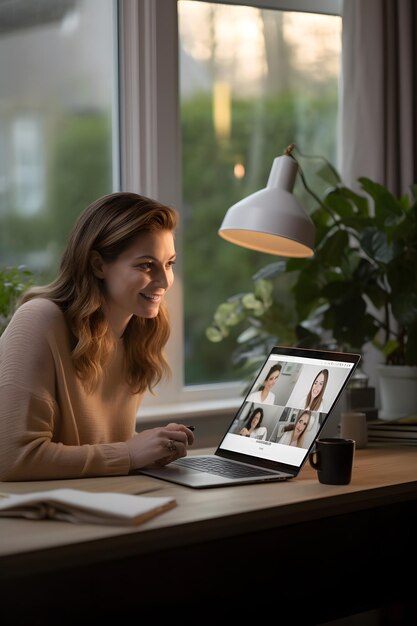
[2,444,417,577]
[3,444,417,624]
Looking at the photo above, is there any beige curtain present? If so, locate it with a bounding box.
[341,0,417,195]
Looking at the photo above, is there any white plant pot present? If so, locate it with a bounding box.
[377,365,417,421]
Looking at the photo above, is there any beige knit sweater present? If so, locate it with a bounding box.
[0,298,142,481]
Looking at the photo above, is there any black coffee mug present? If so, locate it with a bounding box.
[309,437,355,485]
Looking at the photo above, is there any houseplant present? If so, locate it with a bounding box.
[206,152,417,415]
[0,265,34,336]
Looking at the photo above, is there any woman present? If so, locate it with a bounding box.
[304,369,329,411]
[239,407,267,441]
[0,192,194,481]
[278,410,313,448]
[247,363,281,405]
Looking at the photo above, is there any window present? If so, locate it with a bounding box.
[178,1,342,391]
[0,0,341,419]
[12,116,45,217]
[0,0,117,272]
[129,0,342,417]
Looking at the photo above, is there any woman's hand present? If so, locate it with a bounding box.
[239,427,250,437]
[127,423,195,470]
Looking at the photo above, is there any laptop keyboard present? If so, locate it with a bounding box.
[174,456,276,479]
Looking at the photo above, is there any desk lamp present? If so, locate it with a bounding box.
[218,144,315,257]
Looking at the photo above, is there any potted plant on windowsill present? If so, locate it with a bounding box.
[206,149,417,419]
[0,265,34,336]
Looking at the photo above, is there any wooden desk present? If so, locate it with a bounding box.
[2,445,417,625]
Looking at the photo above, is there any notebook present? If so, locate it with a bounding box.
[138,345,361,488]
[0,489,176,526]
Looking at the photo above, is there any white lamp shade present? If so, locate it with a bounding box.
[218,155,315,257]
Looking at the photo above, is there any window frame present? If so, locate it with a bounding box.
[117,0,342,421]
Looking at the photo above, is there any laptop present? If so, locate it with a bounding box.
[138,345,361,488]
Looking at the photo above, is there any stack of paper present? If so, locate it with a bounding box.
[367,417,417,445]
[0,488,176,526]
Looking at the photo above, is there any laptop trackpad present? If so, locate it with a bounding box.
[139,464,232,487]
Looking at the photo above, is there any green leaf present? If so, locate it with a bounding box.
[237,326,263,343]
[391,292,417,327]
[213,301,243,329]
[382,339,400,358]
[253,279,273,306]
[337,186,369,216]
[0,265,35,333]
[323,189,356,219]
[241,294,265,316]
[358,177,403,225]
[252,262,286,281]
[318,229,350,266]
[361,228,398,264]
[205,326,226,342]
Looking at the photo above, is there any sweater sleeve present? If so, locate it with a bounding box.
[0,300,131,481]
[0,383,131,480]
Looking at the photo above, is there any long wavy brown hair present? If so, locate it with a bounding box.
[285,409,313,448]
[305,369,329,411]
[20,192,177,394]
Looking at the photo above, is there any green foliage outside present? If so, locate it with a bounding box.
[0,113,112,284]
[45,113,113,281]
[0,265,34,335]
[182,89,338,384]
[0,112,112,335]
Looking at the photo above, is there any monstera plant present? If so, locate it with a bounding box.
[206,156,417,386]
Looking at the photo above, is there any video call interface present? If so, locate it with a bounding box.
[219,353,355,467]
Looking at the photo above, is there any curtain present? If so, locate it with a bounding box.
[341,0,417,195]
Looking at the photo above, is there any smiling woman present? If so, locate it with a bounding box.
[0,191,195,482]
[90,229,176,336]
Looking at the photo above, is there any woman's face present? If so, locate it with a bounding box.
[95,229,176,336]
[251,413,261,428]
[295,413,310,435]
[311,372,325,398]
[265,369,280,390]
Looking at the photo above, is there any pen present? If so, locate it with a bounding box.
[186,425,195,431]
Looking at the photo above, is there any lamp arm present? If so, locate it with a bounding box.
[287,144,341,181]
[283,145,338,226]
[297,165,339,222]
[284,144,363,246]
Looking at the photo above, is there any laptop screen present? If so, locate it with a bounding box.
[217,346,360,470]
